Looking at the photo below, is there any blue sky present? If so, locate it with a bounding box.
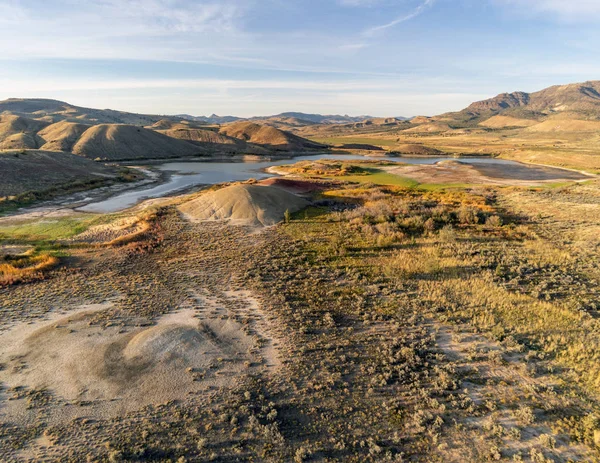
[0,0,599,117]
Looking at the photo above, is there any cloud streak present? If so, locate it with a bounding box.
[363,0,434,36]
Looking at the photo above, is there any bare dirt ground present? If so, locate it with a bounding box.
[0,290,274,426]
[388,160,592,186]
[0,216,283,462]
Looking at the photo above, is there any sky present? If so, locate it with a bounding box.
[0,0,599,117]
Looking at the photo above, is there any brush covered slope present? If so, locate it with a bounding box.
[0,150,118,197]
[179,184,309,227]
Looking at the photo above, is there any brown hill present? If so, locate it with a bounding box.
[72,124,205,161]
[147,119,271,155]
[220,121,325,151]
[0,115,48,149]
[146,119,212,131]
[479,115,538,128]
[466,91,531,115]
[0,150,117,197]
[251,116,318,130]
[38,121,91,151]
[391,144,444,155]
[449,81,600,123]
[402,122,452,134]
[0,98,175,126]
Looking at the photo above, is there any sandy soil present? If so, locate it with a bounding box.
[0,287,278,427]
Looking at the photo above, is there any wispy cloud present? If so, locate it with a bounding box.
[0,0,249,59]
[363,0,434,36]
[495,0,600,20]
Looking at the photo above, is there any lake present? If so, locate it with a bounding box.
[78,154,526,213]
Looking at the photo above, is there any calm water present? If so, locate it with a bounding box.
[79,154,520,213]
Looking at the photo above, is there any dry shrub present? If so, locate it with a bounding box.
[0,253,59,285]
[486,215,503,227]
[457,206,480,225]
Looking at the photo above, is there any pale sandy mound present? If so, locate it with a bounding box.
[69,216,145,244]
[72,124,205,160]
[479,115,539,128]
[179,184,309,227]
[525,119,600,132]
[38,120,90,151]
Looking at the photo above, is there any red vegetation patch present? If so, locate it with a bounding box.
[259,178,332,194]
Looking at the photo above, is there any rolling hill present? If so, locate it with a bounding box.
[37,121,91,152]
[71,124,205,160]
[0,100,328,160]
[0,98,175,126]
[219,121,326,151]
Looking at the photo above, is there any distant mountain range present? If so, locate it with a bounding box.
[445,80,600,124]
[175,112,409,126]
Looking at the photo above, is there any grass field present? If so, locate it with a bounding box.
[0,214,114,242]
